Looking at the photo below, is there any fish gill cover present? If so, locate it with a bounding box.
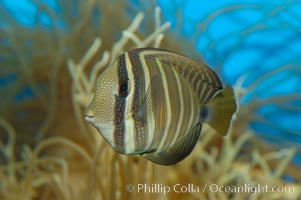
[0,0,300,199]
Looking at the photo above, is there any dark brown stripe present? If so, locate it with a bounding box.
[114,97,126,152]
[113,54,127,153]
[128,51,148,151]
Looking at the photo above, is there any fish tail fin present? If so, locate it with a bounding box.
[207,86,237,136]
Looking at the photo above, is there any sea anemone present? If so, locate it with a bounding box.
[0,0,300,199]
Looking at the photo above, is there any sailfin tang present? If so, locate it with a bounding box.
[207,86,236,136]
[143,123,202,165]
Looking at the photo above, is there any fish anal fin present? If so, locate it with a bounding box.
[143,123,202,165]
[207,85,237,136]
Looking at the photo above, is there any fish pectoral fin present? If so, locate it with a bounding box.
[207,85,237,136]
[143,123,202,165]
[136,75,165,124]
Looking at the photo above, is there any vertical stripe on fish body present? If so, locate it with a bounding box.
[84,47,237,165]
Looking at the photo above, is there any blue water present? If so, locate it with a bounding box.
[1,0,301,164]
[157,0,301,154]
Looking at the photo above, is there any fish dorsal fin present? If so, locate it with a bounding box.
[143,123,202,165]
[141,49,223,99]
[206,86,237,136]
[135,75,165,124]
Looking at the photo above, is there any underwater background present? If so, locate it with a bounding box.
[0,0,300,199]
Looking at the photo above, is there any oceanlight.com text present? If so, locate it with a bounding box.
[206,183,295,195]
[125,183,295,196]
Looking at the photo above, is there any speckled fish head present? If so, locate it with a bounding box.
[84,55,133,153]
[85,63,117,121]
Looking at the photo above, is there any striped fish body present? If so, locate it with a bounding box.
[84,48,236,165]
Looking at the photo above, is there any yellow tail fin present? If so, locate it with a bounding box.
[207,86,237,136]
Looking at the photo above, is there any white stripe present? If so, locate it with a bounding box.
[124,53,136,153]
[199,82,207,102]
[186,65,194,78]
[124,118,136,153]
[206,72,212,83]
[208,90,221,102]
[191,73,198,86]
[201,73,205,80]
[203,87,213,103]
[139,53,155,150]
[141,50,181,57]
[169,69,184,146]
[196,79,202,94]
[186,86,195,134]
[156,59,172,150]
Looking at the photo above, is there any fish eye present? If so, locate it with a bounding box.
[117,80,129,97]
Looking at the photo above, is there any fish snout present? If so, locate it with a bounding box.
[84,108,95,122]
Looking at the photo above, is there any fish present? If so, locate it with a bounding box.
[84,47,237,165]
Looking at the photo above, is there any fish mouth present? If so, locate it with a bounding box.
[84,116,95,123]
[84,116,113,125]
